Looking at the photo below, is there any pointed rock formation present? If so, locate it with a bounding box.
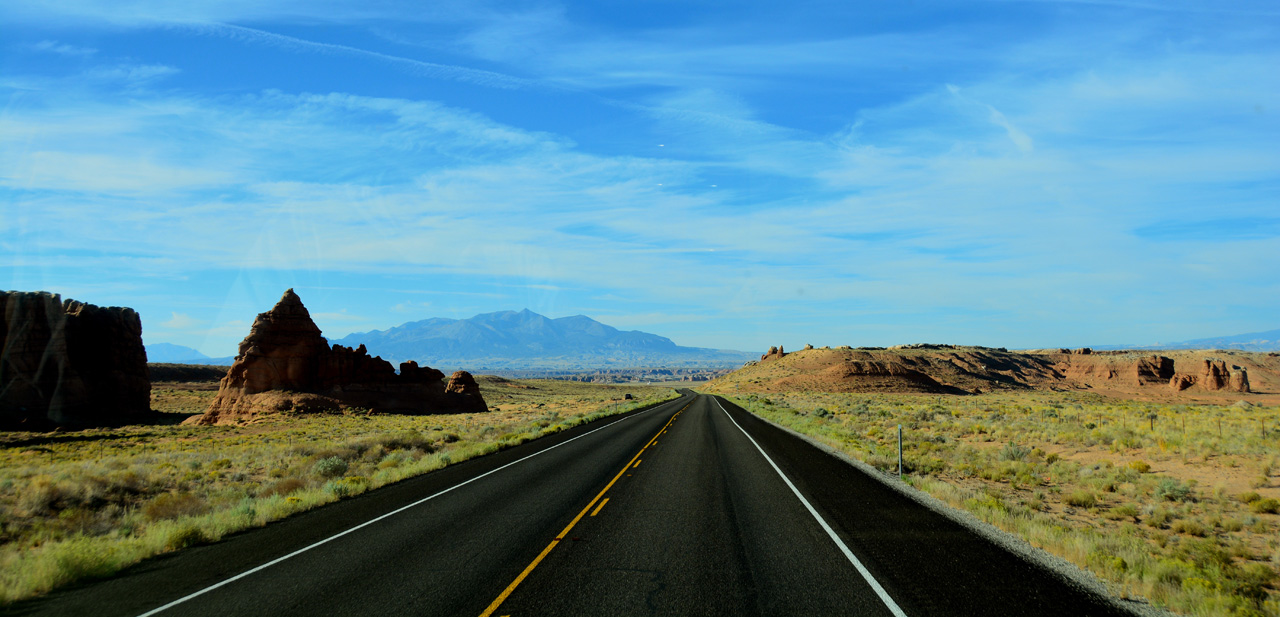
[190,289,486,425]
[444,370,488,413]
[1,291,150,428]
[760,345,786,362]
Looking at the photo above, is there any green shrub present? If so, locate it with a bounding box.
[324,476,369,498]
[259,478,306,497]
[1146,508,1172,530]
[312,456,349,478]
[1128,460,1151,473]
[143,492,207,521]
[1171,519,1207,537]
[1155,478,1193,502]
[1064,490,1097,508]
[165,524,211,551]
[998,442,1030,461]
[1249,498,1279,514]
[1239,491,1261,504]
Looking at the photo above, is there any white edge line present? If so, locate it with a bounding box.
[137,395,687,617]
[713,397,908,617]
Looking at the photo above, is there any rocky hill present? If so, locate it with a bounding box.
[704,345,1280,403]
[331,309,754,369]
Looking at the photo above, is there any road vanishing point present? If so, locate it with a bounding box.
[9,392,1138,617]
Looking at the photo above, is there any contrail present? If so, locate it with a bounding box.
[186,22,536,90]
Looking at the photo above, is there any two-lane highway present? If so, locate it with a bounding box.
[8,392,1138,617]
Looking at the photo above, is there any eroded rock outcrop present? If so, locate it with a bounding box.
[1,291,150,428]
[190,289,485,425]
[760,345,786,362]
[444,371,488,414]
[1169,359,1250,393]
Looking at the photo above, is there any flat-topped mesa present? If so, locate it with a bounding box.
[705,345,1271,398]
[1,291,151,428]
[191,289,486,425]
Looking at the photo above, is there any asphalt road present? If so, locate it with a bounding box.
[8,391,1138,617]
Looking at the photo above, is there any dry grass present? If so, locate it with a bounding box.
[0,378,678,604]
[718,390,1280,617]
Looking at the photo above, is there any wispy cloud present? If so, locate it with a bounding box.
[28,40,97,56]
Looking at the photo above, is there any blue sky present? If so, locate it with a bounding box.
[2,0,1277,357]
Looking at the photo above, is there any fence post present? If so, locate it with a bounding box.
[897,424,903,479]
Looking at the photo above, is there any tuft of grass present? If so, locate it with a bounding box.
[1250,498,1280,515]
[164,524,211,551]
[1172,519,1208,537]
[143,492,207,521]
[1064,490,1097,508]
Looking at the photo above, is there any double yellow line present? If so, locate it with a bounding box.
[478,401,689,617]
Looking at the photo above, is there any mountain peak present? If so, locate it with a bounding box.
[331,310,753,369]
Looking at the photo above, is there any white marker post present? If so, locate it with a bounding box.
[897,424,903,478]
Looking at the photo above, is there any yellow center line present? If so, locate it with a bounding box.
[590,498,610,517]
[477,402,689,617]
[632,459,642,469]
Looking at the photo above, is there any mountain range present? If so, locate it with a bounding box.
[329,309,755,370]
[1093,328,1280,353]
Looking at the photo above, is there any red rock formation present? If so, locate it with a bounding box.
[444,370,488,413]
[1170,374,1195,392]
[191,289,485,425]
[1,291,150,428]
[1168,360,1251,393]
[760,345,786,362]
[1133,356,1176,385]
[1231,367,1251,392]
[1202,360,1230,390]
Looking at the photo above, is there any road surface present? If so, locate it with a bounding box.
[8,392,1136,617]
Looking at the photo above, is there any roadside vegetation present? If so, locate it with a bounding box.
[0,378,678,604]
[721,391,1280,617]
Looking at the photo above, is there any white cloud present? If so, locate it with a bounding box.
[2,151,231,194]
[159,312,203,329]
[29,40,97,56]
[311,310,367,322]
[391,300,433,314]
[86,63,179,83]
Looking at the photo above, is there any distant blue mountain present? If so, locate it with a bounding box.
[144,343,234,365]
[145,343,208,363]
[331,309,754,369]
[1095,328,1280,352]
